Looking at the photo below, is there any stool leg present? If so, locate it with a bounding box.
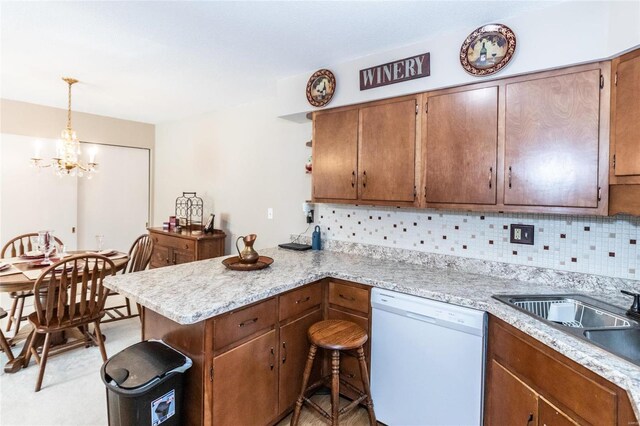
[291,344,317,426]
[331,350,340,426]
[356,347,376,425]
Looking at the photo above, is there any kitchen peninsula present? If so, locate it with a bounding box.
[104,246,640,425]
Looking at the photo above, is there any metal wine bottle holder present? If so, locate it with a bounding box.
[175,192,204,230]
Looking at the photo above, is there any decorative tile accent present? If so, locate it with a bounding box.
[315,204,640,280]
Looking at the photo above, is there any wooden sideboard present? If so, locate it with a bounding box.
[148,227,226,269]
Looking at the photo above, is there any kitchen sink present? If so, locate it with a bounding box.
[493,293,640,366]
[500,295,632,328]
[584,329,640,365]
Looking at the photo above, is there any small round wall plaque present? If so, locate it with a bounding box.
[306,69,336,107]
[460,23,516,76]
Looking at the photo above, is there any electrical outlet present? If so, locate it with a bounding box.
[306,209,314,224]
[267,208,273,220]
[510,224,534,245]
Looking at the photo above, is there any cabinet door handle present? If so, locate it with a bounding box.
[351,171,356,188]
[339,293,356,302]
[344,371,355,379]
[172,253,177,264]
[295,296,311,304]
[238,317,258,327]
[526,413,534,425]
[362,171,367,188]
[489,167,493,189]
[508,166,513,189]
[281,342,287,364]
[269,347,275,370]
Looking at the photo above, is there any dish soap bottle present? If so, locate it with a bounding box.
[312,225,322,250]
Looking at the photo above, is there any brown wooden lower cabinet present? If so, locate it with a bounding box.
[485,315,637,426]
[142,279,369,426]
[213,330,278,426]
[142,285,637,426]
[278,309,323,412]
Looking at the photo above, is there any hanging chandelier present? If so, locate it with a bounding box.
[30,77,98,177]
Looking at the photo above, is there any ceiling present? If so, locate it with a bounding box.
[1,1,558,124]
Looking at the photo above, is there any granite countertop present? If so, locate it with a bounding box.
[105,246,640,417]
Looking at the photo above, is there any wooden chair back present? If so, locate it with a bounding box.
[1,233,64,259]
[124,234,153,274]
[32,254,115,329]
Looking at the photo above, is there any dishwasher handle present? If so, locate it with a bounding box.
[406,312,437,324]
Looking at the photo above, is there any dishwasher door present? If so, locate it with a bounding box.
[370,289,486,426]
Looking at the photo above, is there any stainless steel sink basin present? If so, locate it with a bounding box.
[493,293,640,366]
[584,329,640,365]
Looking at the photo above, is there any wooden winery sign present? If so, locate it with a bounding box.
[360,53,430,90]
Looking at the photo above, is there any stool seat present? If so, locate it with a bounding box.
[308,320,368,351]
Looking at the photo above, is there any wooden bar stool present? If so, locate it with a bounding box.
[291,320,376,426]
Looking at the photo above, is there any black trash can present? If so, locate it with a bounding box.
[101,340,192,426]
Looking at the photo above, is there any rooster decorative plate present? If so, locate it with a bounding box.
[306,69,336,107]
[460,24,516,76]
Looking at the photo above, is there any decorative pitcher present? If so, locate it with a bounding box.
[236,234,259,264]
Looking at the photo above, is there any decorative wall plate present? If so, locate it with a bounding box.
[306,69,336,107]
[460,24,516,76]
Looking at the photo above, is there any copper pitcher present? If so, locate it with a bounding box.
[236,234,259,264]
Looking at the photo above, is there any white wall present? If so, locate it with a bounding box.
[154,98,311,253]
[277,1,640,120]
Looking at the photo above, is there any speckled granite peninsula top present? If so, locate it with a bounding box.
[105,247,640,417]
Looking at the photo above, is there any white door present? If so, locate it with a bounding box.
[77,144,150,253]
[0,133,78,250]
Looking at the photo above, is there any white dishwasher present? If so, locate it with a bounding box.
[370,288,486,426]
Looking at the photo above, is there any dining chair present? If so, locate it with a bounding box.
[102,234,153,323]
[1,233,64,336]
[24,253,115,391]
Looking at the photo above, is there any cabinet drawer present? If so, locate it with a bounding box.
[279,282,323,321]
[150,232,194,252]
[214,298,277,350]
[329,281,369,314]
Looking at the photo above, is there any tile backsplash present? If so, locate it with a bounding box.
[315,204,640,280]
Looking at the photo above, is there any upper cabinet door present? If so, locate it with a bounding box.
[504,70,601,208]
[613,53,640,177]
[425,86,498,205]
[359,98,417,203]
[312,109,359,200]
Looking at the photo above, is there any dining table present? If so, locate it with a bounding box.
[0,250,129,373]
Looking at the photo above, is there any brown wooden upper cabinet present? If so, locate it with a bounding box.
[312,108,359,200]
[504,67,605,209]
[611,49,640,179]
[312,60,619,216]
[423,86,499,205]
[609,48,640,216]
[312,95,420,206]
[359,98,418,203]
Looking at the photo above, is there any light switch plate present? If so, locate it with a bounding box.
[510,224,534,245]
